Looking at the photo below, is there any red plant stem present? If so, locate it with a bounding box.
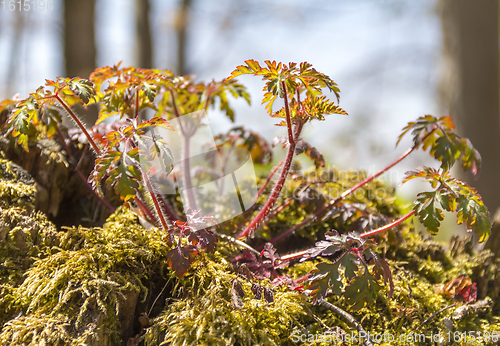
[238,159,286,227]
[269,146,415,245]
[296,273,310,284]
[54,94,101,155]
[263,197,295,224]
[134,195,158,224]
[127,137,176,229]
[55,125,115,213]
[140,165,170,231]
[237,84,303,239]
[280,211,415,261]
[283,82,294,145]
[135,86,140,119]
[257,159,285,198]
[359,210,414,238]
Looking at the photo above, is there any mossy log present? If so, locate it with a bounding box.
[0,159,499,346]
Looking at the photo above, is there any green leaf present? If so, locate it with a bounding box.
[398,115,481,176]
[404,168,490,240]
[344,274,380,311]
[414,191,444,235]
[92,148,142,202]
[68,78,95,104]
[308,261,343,303]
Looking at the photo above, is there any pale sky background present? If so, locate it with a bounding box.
[0,0,449,233]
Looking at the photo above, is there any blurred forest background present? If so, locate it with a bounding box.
[0,0,498,239]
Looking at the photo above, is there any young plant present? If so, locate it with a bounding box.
[0,60,492,313]
[227,60,348,238]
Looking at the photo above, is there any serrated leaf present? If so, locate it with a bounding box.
[405,168,490,240]
[344,274,380,311]
[414,191,443,235]
[167,245,198,278]
[370,251,394,298]
[398,115,482,176]
[228,60,342,115]
[309,262,343,303]
[68,78,95,104]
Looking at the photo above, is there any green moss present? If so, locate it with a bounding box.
[144,247,311,346]
[0,159,499,346]
[0,159,36,211]
[0,206,174,345]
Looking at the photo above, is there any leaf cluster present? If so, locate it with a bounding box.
[301,230,393,310]
[2,77,95,151]
[90,116,173,202]
[398,115,481,175]
[228,60,346,124]
[166,209,218,278]
[403,167,490,241]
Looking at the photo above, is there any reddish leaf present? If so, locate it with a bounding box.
[167,245,198,278]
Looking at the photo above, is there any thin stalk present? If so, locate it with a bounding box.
[134,87,179,222]
[418,303,456,330]
[127,138,171,231]
[318,299,374,346]
[55,124,115,213]
[237,83,303,239]
[359,210,414,238]
[262,197,294,225]
[269,146,415,245]
[54,94,101,155]
[257,159,285,198]
[140,165,170,231]
[135,86,140,119]
[134,195,159,225]
[280,249,308,261]
[170,90,198,210]
[238,159,285,228]
[279,211,415,261]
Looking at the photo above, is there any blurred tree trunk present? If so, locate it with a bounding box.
[439,0,500,221]
[6,12,25,96]
[135,0,153,68]
[63,0,96,78]
[175,0,193,75]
